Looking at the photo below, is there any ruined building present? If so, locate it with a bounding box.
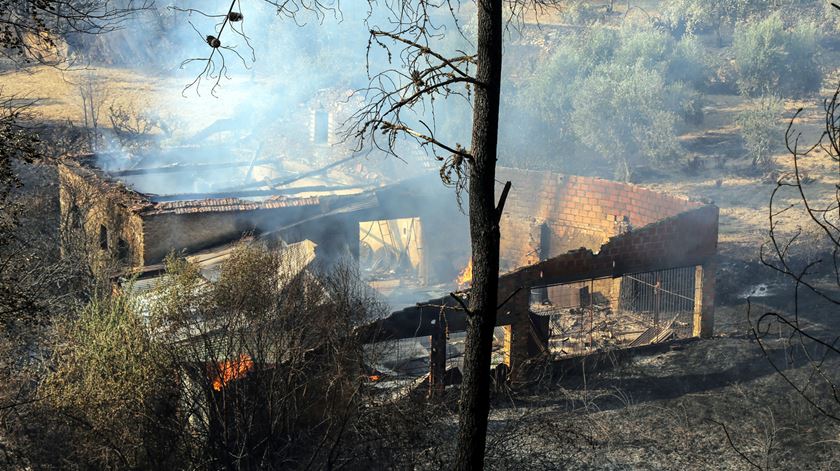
[59,149,718,389]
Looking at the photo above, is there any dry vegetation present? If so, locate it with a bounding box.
[2,0,840,469]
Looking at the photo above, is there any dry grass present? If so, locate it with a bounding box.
[1,66,159,123]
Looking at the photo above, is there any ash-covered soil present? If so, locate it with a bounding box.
[482,333,840,470]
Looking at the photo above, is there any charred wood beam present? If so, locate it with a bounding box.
[148,184,372,202]
[109,159,278,176]
[356,295,518,344]
[221,154,360,191]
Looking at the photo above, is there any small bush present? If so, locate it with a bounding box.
[737,95,784,170]
[733,13,821,96]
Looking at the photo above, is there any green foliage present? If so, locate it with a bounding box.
[662,0,764,37]
[737,95,784,169]
[615,27,672,69]
[520,43,588,146]
[41,291,179,469]
[580,27,620,66]
[616,27,712,88]
[559,2,603,26]
[733,13,821,96]
[667,35,713,88]
[571,63,682,181]
[513,25,707,177]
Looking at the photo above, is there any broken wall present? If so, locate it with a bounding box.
[496,168,704,271]
[58,163,146,272]
[141,203,323,264]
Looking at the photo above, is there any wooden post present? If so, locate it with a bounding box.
[693,263,716,338]
[535,223,551,304]
[502,288,531,382]
[429,308,447,398]
[415,217,429,285]
[609,276,622,312]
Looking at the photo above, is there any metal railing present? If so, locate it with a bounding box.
[531,266,697,357]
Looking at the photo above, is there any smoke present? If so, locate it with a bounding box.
[73,1,474,299]
[85,1,475,202]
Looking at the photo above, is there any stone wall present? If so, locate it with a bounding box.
[58,164,146,272]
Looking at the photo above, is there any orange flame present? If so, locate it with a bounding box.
[211,354,254,391]
[368,374,381,382]
[457,258,473,287]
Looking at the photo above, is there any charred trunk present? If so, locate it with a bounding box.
[454,0,503,469]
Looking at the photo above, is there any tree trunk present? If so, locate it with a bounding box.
[454,0,502,469]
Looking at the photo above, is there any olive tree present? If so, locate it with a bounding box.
[733,13,821,97]
[662,0,765,45]
[736,95,784,170]
[571,63,681,181]
[514,25,705,178]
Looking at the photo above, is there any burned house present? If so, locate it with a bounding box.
[57,150,466,289]
[58,146,719,391]
[361,169,719,390]
[58,154,361,274]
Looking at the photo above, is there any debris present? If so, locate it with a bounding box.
[740,283,774,299]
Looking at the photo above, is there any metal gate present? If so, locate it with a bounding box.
[619,266,695,339]
[531,266,697,357]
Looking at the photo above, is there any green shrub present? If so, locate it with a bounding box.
[559,2,603,26]
[41,292,180,469]
[513,25,711,177]
[667,35,713,88]
[736,95,784,169]
[614,27,672,70]
[662,0,764,41]
[615,27,713,89]
[733,13,821,96]
[571,63,681,181]
[521,43,588,144]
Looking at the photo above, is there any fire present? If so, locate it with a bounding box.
[368,374,381,382]
[211,353,254,391]
[457,258,473,287]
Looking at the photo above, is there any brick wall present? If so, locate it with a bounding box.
[498,204,719,294]
[496,168,704,271]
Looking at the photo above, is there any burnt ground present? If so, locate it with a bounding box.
[475,273,840,470]
[384,262,840,470]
